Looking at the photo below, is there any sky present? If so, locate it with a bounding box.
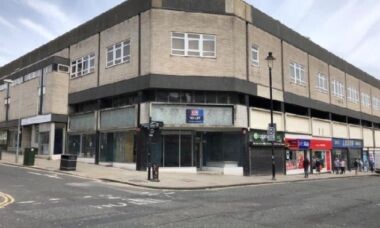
[0,0,379,78]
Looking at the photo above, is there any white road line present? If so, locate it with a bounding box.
[28,172,42,176]
[49,198,60,201]
[83,195,92,199]
[17,201,35,204]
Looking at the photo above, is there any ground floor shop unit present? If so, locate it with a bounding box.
[0,114,67,158]
[285,136,332,175]
[332,138,363,171]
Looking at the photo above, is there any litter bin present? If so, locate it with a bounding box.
[23,147,37,166]
[60,154,77,171]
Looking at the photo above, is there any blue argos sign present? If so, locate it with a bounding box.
[186,109,204,123]
[299,139,310,149]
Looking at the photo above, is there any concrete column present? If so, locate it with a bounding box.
[49,123,55,156]
[62,125,66,155]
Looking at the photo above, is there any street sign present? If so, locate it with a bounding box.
[267,123,276,142]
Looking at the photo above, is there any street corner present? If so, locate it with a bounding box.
[0,192,15,209]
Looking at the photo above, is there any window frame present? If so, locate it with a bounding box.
[70,53,96,79]
[171,32,216,58]
[347,87,359,104]
[251,45,259,66]
[331,80,344,99]
[289,62,306,86]
[106,40,131,68]
[316,73,328,92]
[361,92,371,107]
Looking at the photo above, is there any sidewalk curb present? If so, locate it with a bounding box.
[1,160,376,191]
[99,174,377,190]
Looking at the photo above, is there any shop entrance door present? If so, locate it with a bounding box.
[162,132,193,167]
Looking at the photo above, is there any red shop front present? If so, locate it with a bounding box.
[310,139,332,174]
[285,138,332,175]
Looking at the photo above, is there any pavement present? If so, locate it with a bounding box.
[0,152,375,190]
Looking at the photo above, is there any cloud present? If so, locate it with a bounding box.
[0,16,16,30]
[19,18,55,40]
[24,0,80,29]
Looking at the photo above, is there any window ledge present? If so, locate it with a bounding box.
[170,54,217,59]
[105,60,131,69]
[70,71,95,80]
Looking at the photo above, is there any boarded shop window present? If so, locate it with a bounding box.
[171,32,216,58]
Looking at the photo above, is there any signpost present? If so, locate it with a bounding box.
[267,123,276,142]
[140,118,163,181]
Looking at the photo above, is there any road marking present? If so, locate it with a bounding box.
[17,201,35,204]
[28,172,62,179]
[83,195,92,199]
[0,192,15,209]
[90,202,128,209]
[49,198,60,201]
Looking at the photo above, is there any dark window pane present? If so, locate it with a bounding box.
[168,92,180,102]
[194,91,205,103]
[217,93,228,104]
[205,92,217,103]
[181,92,192,103]
[181,135,192,167]
[156,91,168,102]
[164,135,179,167]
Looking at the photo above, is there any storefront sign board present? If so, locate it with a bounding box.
[332,138,363,148]
[186,109,204,123]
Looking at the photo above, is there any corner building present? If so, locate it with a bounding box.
[1,0,380,175]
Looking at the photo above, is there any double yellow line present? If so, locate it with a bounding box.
[0,192,15,209]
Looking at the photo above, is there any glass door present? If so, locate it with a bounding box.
[162,132,193,167]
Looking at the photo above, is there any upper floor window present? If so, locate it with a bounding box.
[171,32,216,58]
[24,69,42,82]
[316,73,328,92]
[251,45,259,66]
[361,92,371,107]
[331,80,344,99]
[71,53,95,79]
[373,97,380,111]
[106,40,130,68]
[347,87,359,104]
[289,62,306,85]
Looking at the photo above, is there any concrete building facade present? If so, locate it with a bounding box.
[0,0,379,175]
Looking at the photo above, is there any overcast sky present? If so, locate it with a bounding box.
[0,0,379,78]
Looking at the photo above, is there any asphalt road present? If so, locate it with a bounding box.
[0,164,380,228]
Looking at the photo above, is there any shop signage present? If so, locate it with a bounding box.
[332,138,363,148]
[186,109,204,123]
[250,130,284,145]
[310,139,332,150]
[21,114,52,126]
[299,139,310,149]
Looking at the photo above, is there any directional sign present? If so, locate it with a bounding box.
[267,123,277,142]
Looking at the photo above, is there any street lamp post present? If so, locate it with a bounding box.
[265,52,276,180]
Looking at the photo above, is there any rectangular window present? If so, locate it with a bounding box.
[361,93,371,107]
[70,53,95,79]
[171,32,216,58]
[251,45,259,66]
[373,97,380,111]
[331,80,344,99]
[106,40,130,68]
[289,62,306,85]
[347,87,359,104]
[316,73,328,92]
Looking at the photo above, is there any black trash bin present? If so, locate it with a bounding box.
[23,147,37,166]
[60,154,77,171]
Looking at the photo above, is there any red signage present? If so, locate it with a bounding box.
[310,139,332,150]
